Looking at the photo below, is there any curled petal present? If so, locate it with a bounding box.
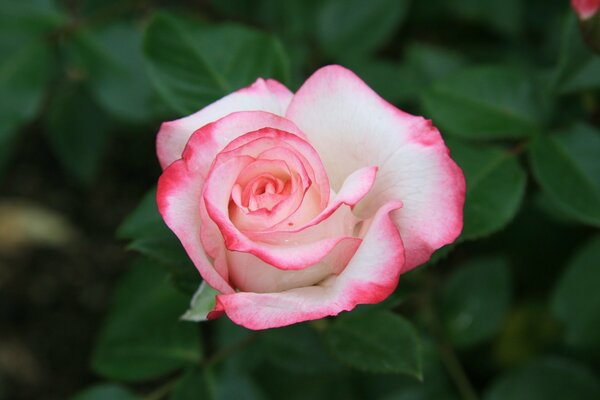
[157,79,293,169]
[254,165,378,238]
[287,65,465,270]
[226,238,361,293]
[213,201,405,329]
[157,159,234,294]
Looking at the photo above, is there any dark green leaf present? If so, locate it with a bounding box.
[449,0,522,37]
[128,228,199,294]
[484,357,600,400]
[552,235,600,352]
[214,318,264,371]
[68,22,158,124]
[117,187,163,240]
[530,124,600,227]
[71,384,139,400]
[422,66,543,140]
[347,60,417,104]
[46,84,111,184]
[441,257,511,348]
[448,140,526,240]
[553,14,600,94]
[143,13,289,116]
[369,337,459,400]
[260,324,338,374]
[0,41,53,173]
[0,0,62,175]
[316,0,409,59]
[215,368,267,400]
[404,43,466,86]
[91,259,201,382]
[254,367,357,400]
[324,310,421,377]
[170,368,212,400]
[0,0,64,35]
[118,187,199,294]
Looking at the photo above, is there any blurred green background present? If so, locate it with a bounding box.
[1,0,599,399]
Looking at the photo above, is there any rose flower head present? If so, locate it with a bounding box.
[156,65,465,330]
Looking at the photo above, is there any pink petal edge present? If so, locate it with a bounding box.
[157,78,293,169]
[212,201,405,330]
[286,64,465,271]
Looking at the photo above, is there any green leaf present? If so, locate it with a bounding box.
[91,258,202,382]
[215,368,267,400]
[46,84,111,184]
[553,14,600,94]
[316,0,409,59]
[484,357,600,400]
[181,281,220,322]
[552,235,600,353]
[348,44,464,105]
[422,66,543,140]
[253,368,356,400]
[214,318,264,371]
[71,384,139,400]
[493,302,561,366]
[128,232,199,296]
[448,0,522,37]
[0,40,53,173]
[0,0,61,174]
[260,324,338,374]
[143,13,289,116]
[68,22,158,124]
[441,257,511,348]
[404,43,467,85]
[0,0,64,35]
[170,368,212,400]
[376,337,459,400]
[0,0,60,125]
[324,310,421,377]
[347,60,417,104]
[118,187,200,294]
[117,187,164,240]
[448,140,526,240]
[530,124,600,227]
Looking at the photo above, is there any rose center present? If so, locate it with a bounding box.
[231,159,295,214]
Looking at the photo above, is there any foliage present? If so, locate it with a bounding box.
[2,0,599,399]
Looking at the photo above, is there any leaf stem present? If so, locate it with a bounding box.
[143,377,179,400]
[423,275,479,400]
[203,332,260,368]
[433,315,480,400]
[142,331,259,400]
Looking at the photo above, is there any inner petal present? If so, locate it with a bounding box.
[245,175,289,211]
[232,159,293,214]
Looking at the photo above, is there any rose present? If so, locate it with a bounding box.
[572,0,600,20]
[156,65,465,330]
[572,0,600,53]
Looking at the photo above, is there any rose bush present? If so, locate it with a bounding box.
[156,65,465,330]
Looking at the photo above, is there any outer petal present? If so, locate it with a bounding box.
[157,159,235,294]
[157,78,293,168]
[181,111,305,180]
[227,237,361,293]
[286,65,465,270]
[214,201,404,330]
